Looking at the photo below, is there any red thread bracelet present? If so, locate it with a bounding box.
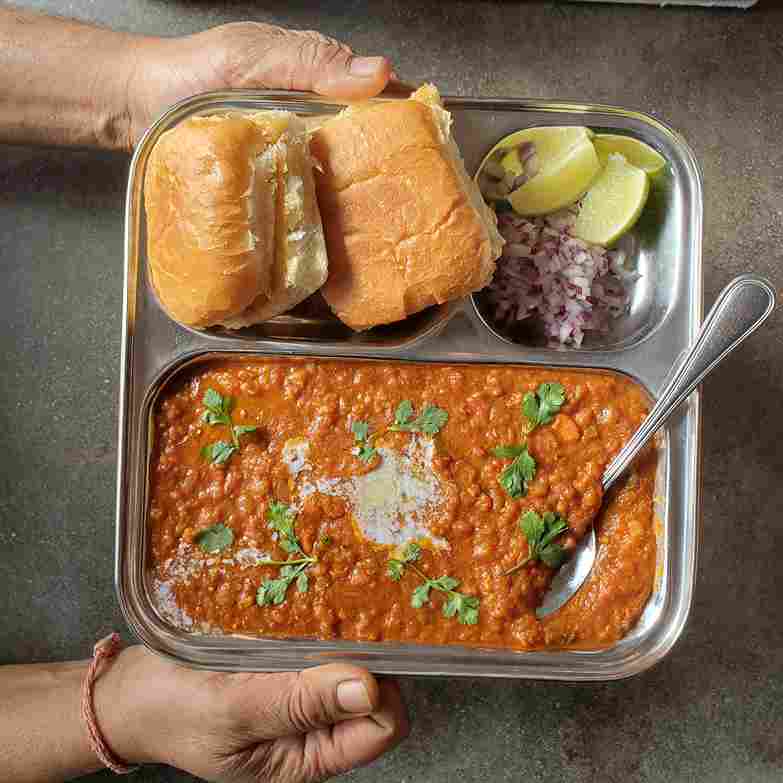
[80,633,139,775]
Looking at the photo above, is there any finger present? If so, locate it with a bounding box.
[227,664,381,740]
[290,30,391,99]
[254,28,391,100]
[302,679,410,779]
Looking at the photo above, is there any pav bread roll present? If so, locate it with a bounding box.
[144,112,328,329]
[219,120,329,329]
[310,84,504,331]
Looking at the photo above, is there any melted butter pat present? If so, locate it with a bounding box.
[299,437,447,548]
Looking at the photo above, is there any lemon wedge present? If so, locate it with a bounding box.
[593,134,666,175]
[478,127,600,216]
[572,153,650,246]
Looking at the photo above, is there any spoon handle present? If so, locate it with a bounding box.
[602,274,776,490]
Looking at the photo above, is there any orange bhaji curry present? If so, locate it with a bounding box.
[148,359,657,650]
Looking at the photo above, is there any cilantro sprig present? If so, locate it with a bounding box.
[266,501,306,557]
[200,388,257,465]
[493,445,537,499]
[492,383,566,498]
[389,401,448,435]
[523,383,566,431]
[505,510,568,576]
[351,421,378,463]
[256,502,322,606]
[257,562,312,605]
[200,441,237,465]
[387,543,480,626]
[201,388,232,426]
[387,542,423,581]
[348,401,447,467]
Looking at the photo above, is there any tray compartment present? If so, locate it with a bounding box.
[121,350,675,679]
[132,93,699,356]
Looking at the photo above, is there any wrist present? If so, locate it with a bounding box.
[93,33,155,152]
[119,36,167,151]
[93,645,167,766]
[122,33,221,150]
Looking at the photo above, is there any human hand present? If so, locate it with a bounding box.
[97,645,409,782]
[127,22,393,147]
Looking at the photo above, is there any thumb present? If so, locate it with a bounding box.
[291,679,409,780]
[233,25,391,100]
[237,664,382,737]
[280,30,391,99]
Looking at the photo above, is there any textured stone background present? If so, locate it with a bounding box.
[1,1,781,781]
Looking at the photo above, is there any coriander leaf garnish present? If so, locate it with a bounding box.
[257,564,310,606]
[352,421,370,441]
[392,400,414,428]
[386,544,479,626]
[523,382,566,430]
[266,501,305,556]
[232,424,258,439]
[505,510,569,576]
[493,383,563,497]
[351,420,377,463]
[296,571,309,594]
[200,388,257,464]
[202,388,232,426]
[497,446,537,499]
[389,401,448,435]
[523,510,568,568]
[357,442,376,462]
[492,445,528,459]
[256,502,323,607]
[194,523,234,554]
[200,441,236,465]
[411,582,432,608]
[387,542,422,581]
[428,575,460,592]
[348,403,448,472]
[443,592,480,625]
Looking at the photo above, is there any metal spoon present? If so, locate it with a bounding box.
[536,274,776,618]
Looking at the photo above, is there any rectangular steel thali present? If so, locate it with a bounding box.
[116,90,703,680]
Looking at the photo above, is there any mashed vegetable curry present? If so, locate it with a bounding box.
[148,359,657,650]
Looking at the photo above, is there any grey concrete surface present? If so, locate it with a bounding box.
[1,1,781,781]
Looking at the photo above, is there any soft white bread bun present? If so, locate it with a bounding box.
[144,112,327,329]
[310,84,504,331]
[220,115,328,329]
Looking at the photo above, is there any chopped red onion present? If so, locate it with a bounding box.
[486,208,637,347]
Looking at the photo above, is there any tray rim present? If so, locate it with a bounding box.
[116,89,704,680]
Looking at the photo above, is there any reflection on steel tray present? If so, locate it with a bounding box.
[116,89,703,680]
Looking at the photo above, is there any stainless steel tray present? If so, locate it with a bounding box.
[116,90,703,680]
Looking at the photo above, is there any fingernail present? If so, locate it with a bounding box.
[349,56,386,78]
[337,679,373,713]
